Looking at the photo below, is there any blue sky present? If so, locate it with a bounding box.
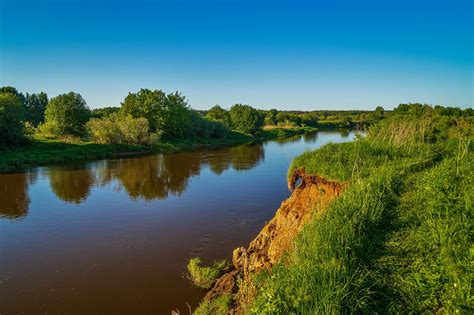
[0,0,472,110]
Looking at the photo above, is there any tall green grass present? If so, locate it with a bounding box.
[249,108,473,314]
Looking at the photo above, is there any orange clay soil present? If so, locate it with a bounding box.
[203,169,344,312]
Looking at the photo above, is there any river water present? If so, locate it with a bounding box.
[0,131,361,314]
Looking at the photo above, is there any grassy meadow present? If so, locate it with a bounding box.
[191,104,473,314]
[247,105,473,314]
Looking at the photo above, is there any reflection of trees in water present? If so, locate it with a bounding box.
[100,143,264,200]
[0,143,266,218]
[43,142,265,203]
[275,135,302,146]
[339,129,350,138]
[206,151,231,175]
[48,167,94,203]
[229,143,264,171]
[201,143,264,174]
[97,154,202,200]
[303,131,319,142]
[0,171,37,218]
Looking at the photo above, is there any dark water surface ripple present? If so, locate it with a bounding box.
[0,131,362,314]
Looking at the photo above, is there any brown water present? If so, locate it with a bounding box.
[0,131,361,314]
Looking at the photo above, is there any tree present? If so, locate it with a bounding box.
[0,86,24,101]
[42,92,90,136]
[90,106,120,119]
[24,92,48,126]
[375,106,385,118]
[121,89,166,132]
[264,109,278,125]
[0,92,25,146]
[162,92,192,138]
[229,104,263,134]
[121,89,191,138]
[205,105,231,128]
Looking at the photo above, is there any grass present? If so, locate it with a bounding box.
[247,109,473,314]
[194,294,232,315]
[187,257,230,289]
[0,127,314,172]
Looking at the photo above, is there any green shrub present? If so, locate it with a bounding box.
[0,92,25,147]
[87,113,150,144]
[187,257,229,289]
[189,110,228,139]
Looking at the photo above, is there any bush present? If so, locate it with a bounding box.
[229,104,263,134]
[188,110,228,138]
[41,92,90,137]
[0,92,25,147]
[187,257,229,289]
[87,113,150,144]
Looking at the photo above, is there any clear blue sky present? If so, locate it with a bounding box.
[0,0,472,110]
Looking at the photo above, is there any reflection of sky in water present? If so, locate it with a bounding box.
[0,130,363,314]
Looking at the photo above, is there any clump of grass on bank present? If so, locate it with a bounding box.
[247,105,473,314]
[187,257,230,289]
[194,294,232,315]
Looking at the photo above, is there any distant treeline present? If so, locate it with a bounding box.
[1,86,471,148]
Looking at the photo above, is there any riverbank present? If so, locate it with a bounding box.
[0,127,315,172]
[193,108,472,314]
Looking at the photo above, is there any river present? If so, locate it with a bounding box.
[0,130,362,314]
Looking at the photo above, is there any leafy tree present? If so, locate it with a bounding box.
[0,92,25,146]
[205,105,231,128]
[264,109,278,125]
[121,89,166,132]
[42,92,90,136]
[0,86,24,100]
[229,104,263,134]
[121,89,191,138]
[24,92,48,126]
[275,112,289,124]
[374,106,385,118]
[91,106,120,119]
[162,92,192,138]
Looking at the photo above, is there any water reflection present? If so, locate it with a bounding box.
[48,167,94,203]
[0,172,37,218]
[0,132,359,217]
[0,142,265,216]
[102,143,265,199]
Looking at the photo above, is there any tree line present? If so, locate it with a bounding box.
[2,85,470,149]
[0,87,267,148]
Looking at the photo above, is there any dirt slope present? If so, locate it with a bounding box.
[203,169,343,313]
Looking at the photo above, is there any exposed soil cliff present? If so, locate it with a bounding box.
[203,169,344,313]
